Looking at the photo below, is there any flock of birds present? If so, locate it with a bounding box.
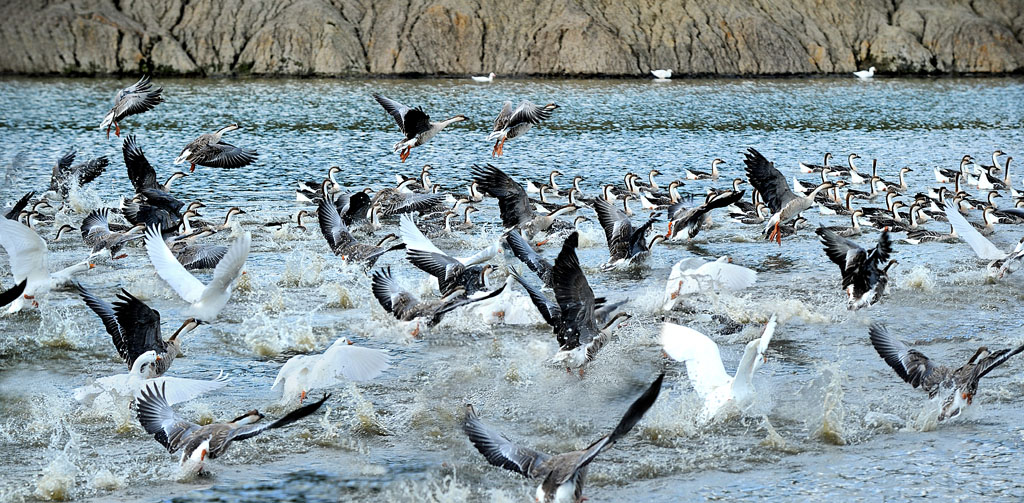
[1,73,1022,502]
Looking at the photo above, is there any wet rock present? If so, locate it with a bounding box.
[0,0,1020,76]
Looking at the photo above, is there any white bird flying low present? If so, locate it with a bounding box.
[272,336,391,404]
[74,350,228,408]
[661,314,777,424]
[0,217,94,313]
[144,225,250,321]
[943,200,1024,278]
[662,256,758,311]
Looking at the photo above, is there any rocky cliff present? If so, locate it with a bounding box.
[1,0,1021,76]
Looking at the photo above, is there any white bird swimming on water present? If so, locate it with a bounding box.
[853,66,876,79]
[272,337,391,404]
[651,69,672,80]
[661,314,777,424]
[471,72,496,82]
[144,224,250,321]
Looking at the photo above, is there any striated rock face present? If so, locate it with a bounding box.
[0,0,1021,76]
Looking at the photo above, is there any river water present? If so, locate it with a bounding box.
[0,75,1022,502]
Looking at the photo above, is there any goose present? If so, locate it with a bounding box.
[317,197,405,267]
[661,315,777,423]
[173,124,258,173]
[369,179,445,217]
[468,181,485,202]
[78,286,200,378]
[819,208,866,237]
[122,188,191,235]
[869,322,1024,422]
[471,72,496,82]
[451,206,479,232]
[505,230,555,287]
[3,191,34,221]
[651,69,673,79]
[904,222,959,244]
[682,158,720,180]
[372,94,467,162]
[296,168,342,202]
[99,75,163,138]
[400,216,497,296]
[816,227,895,310]
[272,336,390,404]
[136,382,329,475]
[144,224,250,321]
[977,167,1007,191]
[122,135,187,194]
[799,153,833,174]
[527,170,563,195]
[462,373,663,503]
[665,189,745,241]
[549,232,624,372]
[0,280,27,308]
[533,215,591,247]
[472,164,577,238]
[593,198,663,269]
[49,148,108,198]
[847,154,869,184]
[743,147,833,243]
[878,166,913,193]
[853,66,876,79]
[977,150,1006,174]
[942,200,1024,278]
[487,101,559,157]
[53,224,77,242]
[371,267,507,336]
[167,229,228,270]
[80,209,146,259]
[0,217,94,313]
[662,256,758,311]
[1001,156,1013,186]
[935,155,972,184]
[73,350,227,408]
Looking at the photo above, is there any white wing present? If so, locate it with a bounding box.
[943,201,1004,260]
[660,323,732,400]
[311,342,391,384]
[0,218,50,286]
[203,231,250,297]
[271,355,315,393]
[458,242,500,266]
[400,215,445,254]
[145,225,206,303]
[695,260,758,291]
[140,371,229,406]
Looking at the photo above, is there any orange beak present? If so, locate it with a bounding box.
[88,263,96,269]
[346,339,353,345]
[200,449,207,462]
[535,239,548,247]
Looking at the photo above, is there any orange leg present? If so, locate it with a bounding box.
[400,147,412,162]
[114,122,121,137]
[536,239,549,247]
[775,222,782,245]
[299,390,307,404]
[665,221,673,238]
[497,137,506,156]
[491,139,501,157]
[190,163,196,173]
[105,124,111,139]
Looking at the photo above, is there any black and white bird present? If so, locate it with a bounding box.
[472,164,577,238]
[78,286,201,378]
[462,373,663,503]
[49,148,108,198]
[174,124,258,173]
[593,197,663,269]
[317,197,405,267]
[869,322,1024,421]
[745,148,833,243]
[372,94,467,162]
[665,189,745,241]
[99,75,164,138]
[136,382,329,475]
[123,135,187,194]
[371,266,506,336]
[486,101,558,157]
[815,227,895,310]
[943,200,1024,278]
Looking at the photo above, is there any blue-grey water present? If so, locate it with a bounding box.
[0,75,1023,502]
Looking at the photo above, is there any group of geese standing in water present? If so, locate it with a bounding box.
[1,75,1023,502]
